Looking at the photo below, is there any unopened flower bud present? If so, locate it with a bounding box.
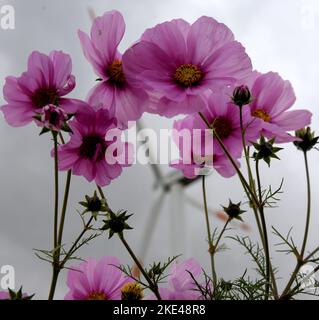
[294,127,318,152]
[40,104,68,132]
[79,191,109,219]
[222,200,245,221]
[232,85,252,107]
[101,210,133,238]
[252,136,283,166]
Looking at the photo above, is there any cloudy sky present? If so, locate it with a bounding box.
[0,0,319,299]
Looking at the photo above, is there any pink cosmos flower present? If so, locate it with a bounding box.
[171,153,238,179]
[57,105,133,187]
[38,104,68,132]
[1,51,85,127]
[249,72,312,143]
[149,258,203,300]
[78,10,148,128]
[170,117,238,178]
[199,90,262,155]
[0,292,10,300]
[0,290,29,300]
[170,90,261,178]
[123,16,252,117]
[65,256,130,300]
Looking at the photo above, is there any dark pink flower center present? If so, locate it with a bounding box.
[107,59,126,86]
[87,291,107,300]
[213,117,233,139]
[79,135,106,161]
[174,64,203,87]
[32,88,59,108]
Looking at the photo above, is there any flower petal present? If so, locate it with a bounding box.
[187,16,234,65]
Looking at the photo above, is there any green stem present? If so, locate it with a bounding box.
[214,219,230,252]
[256,160,271,300]
[280,261,303,299]
[281,151,312,298]
[305,247,319,262]
[118,233,162,300]
[288,265,319,298]
[48,132,60,301]
[97,186,161,300]
[52,133,59,251]
[48,269,60,300]
[202,175,217,287]
[239,107,255,192]
[301,151,311,258]
[60,216,94,268]
[97,185,106,200]
[48,170,72,300]
[198,112,259,206]
[57,170,72,247]
[200,111,264,242]
[199,111,279,298]
[238,108,264,248]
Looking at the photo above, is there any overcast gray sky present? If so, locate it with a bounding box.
[0,0,319,299]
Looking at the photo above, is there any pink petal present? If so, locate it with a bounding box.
[262,122,297,143]
[113,85,148,128]
[1,103,34,127]
[157,94,206,118]
[123,41,176,80]
[49,51,73,90]
[251,72,296,117]
[94,161,112,187]
[272,109,312,131]
[87,82,116,114]
[90,11,125,63]
[27,51,55,88]
[141,19,187,65]
[73,158,95,182]
[204,41,252,85]
[78,30,106,77]
[59,98,89,114]
[187,16,234,65]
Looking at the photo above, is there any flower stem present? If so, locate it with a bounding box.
[48,132,60,301]
[198,112,259,206]
[238,108,264,246]
[256,159,271,300]
[48,269,59,300]
[52,133,59,252]
[288,265,319,298]
[97,185,106,200]
[118,233,162,300]
[202,175,217,287]
[281,151,312,298]
[48,169,72,300]
[214,219,230,252]
[239,107,255,192]
[97,185,161,300]
[301,151,311,258]
[199,111,278,298]
[60,216,94,268]
[57,170,72,247]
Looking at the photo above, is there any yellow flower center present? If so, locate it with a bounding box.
[87,291,107,300]
[253,109,271,122]
[107,59,126,86]
[121,282,144,300]
[174,64,203,87]
[213,117,233,139]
